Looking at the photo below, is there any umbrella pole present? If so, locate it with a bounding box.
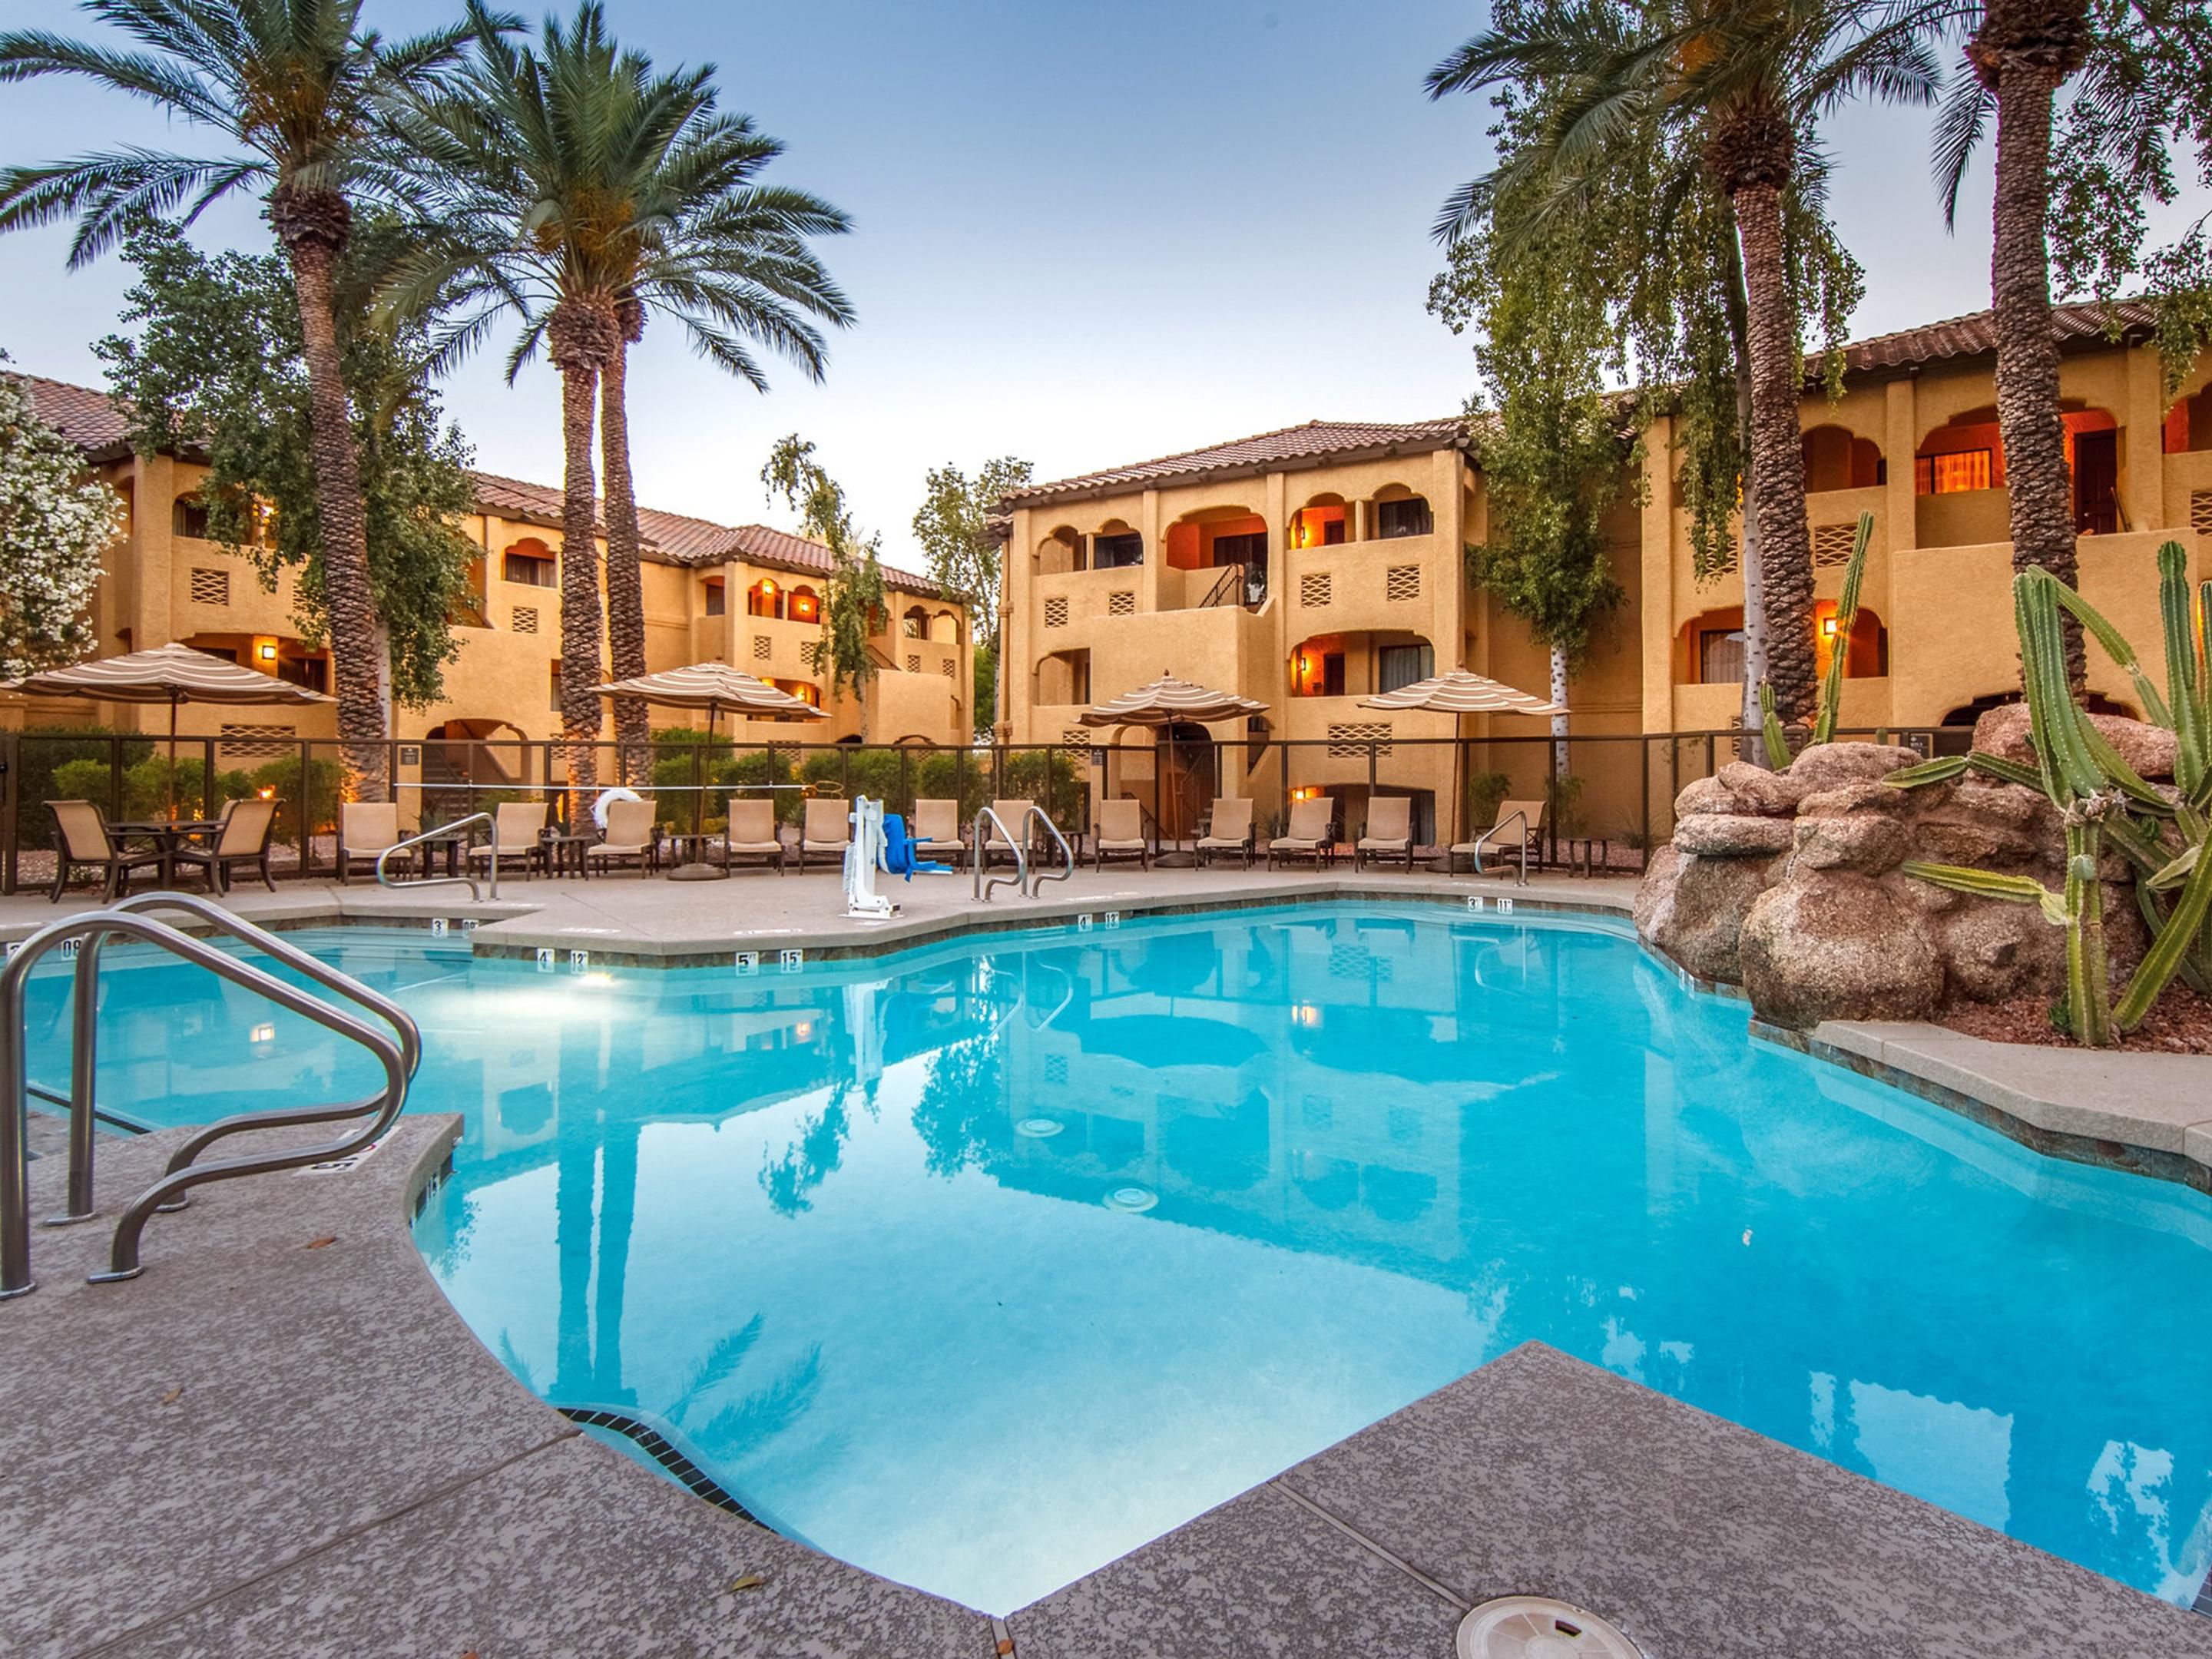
[167,697,180,822]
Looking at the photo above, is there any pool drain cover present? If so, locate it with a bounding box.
[1456,1598,1643,1659]
[1103,1184,1158,1214]
[1015,1117,1065,1138]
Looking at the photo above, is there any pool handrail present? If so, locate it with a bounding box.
[1020,805,1075,898]
[1469,808,1533,887]
[0,906,411,1297]
[972,806,1027,902]
[377,811,497,900]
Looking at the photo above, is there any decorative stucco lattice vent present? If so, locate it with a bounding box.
[751,634,771,661]
[1044,596,1070,628]
[1061,727,1092,748]
[188,567,230,606]
[1385,565,1421,601]
[217,724,296,759]
[1043,1055,1068,1084]
[1300,571,1333,607]
[2193,489,2212,535]
[803,641,825,670]
[1327,720,1392,757]
[1812,522,1860,567]
[1330,943,1392,982]
[906,653,922,674]
[512,606,538,634]
[940,656,958,677]
[1107,590,1135,615]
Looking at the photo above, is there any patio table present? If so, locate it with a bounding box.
[111,820,221,887]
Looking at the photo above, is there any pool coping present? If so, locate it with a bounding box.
[9,1118,2207,1655]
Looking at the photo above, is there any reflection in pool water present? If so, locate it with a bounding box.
[38,906,2212,1616]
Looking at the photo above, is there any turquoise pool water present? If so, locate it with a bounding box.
[31,905,2212,1615]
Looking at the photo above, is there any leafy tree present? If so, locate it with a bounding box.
[912,456,1028,736]
[1925,0,2212,690]
[761,434,885,734]
[97,220,477,707]
[0,361,118,680]
[1430,0,1940,731]
[0,0,482,797]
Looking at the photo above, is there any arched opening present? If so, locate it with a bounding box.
[2163,382,2212,453]
[2062,406,2120,535]
[1915,402,2120,543]
[1816,603,1888,679]
[748,578,784,619]
[1290,492,1347,549]
[1155,720,1217,842]
[769,677,819,706]
[1091,518,1143,571]
[1677,607,1745,686]
[1035,648,1091,706]
[1289,631,1432,698]
[1801,424,1883,492]
[787,584,820,624]
[1038,525,1084,576]
[1163,505,1267,570]
[1370,484,1432,540]
[502,536,557,588]
[172,492,211,539]
[901,604,930,638]
[929,610,959,644]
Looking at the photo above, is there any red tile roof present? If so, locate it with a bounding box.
[1831,299,2161,376]
[12,373,134,455]
[1009,416,1471,506]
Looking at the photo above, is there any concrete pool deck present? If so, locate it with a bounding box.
[7,1118,2207,1657]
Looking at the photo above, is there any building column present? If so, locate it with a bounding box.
[1140,488,1164,614]
[1638,416,1675,733]
[2122,344,2165,534]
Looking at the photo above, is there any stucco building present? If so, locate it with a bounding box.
[998,301,2212,845]
[8,376,973,780]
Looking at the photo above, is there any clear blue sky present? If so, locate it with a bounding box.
[0,0,2204,568]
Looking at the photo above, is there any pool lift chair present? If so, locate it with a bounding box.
[0,890,421,1299]
[845,796,955,920]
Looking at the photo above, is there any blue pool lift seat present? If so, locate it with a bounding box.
[881,813,950,879]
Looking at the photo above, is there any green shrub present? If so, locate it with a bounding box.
[1465,770,1512,836]
[16,727,154,849]
[248,755,343,841]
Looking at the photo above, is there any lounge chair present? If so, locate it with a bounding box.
[171,796,280,894]
[1355,796,1414,873]
[46,800,166,902]
[1093,798,1152,870]
[1267,796,1336,870]
[724,797,788,873]
[336,802,412,884]
[1194,798,1255,869]
[910,798,965,869]
[982,798,1032,867]
[1451,798,1546,876]
[467,800,549,881]
[588,796,659,876]
[798,796,850,871]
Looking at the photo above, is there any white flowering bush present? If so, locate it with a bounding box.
[0,363,119,681]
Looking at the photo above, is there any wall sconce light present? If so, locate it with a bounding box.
[1294,653,1310,676]
[760,578,777,594]
[1820,617,1839,640]
[257,642,276,661]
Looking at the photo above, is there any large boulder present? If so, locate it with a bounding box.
[1791,812,1908,875]
[1972,702,2177,780]
[1738,874,1944,1028]
[1634,845,1777,985]
[1783,741,1924,794]
[1929,896,2065,1005]
[1674,813,1796,858]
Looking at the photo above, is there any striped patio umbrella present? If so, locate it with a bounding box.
[1081,671,1268,728]
[6,641,333,818]
[1359,668,1565,846]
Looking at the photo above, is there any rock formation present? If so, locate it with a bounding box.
[1633,721,2171,1029]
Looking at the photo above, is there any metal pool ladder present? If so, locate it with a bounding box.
[376,811,497,900]
[0,892,422,1299]
[970,804,1075,902]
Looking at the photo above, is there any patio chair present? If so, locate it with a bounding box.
[1355,797,1414,873]
[336,802,413,884]
[1193,798,1255,869]
[1093,798,1152,871]
[467,800,550,881]
[587,796,659,876]
[171,796,281,894]
[1451,799,1546,876]
[910,798,965,870]
[797,796,850,871]
[1267,796,1336,870]
[46,800,166,903]
[724,797,789,873]
[982,798,1032,867]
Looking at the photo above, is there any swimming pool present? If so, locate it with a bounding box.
[32,903,2212,1616]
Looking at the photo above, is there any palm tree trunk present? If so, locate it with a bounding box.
[1722,236,1769,760]
[277,217,388,802]
[1984,15,2088,693]
[1730,180,1817,733]
[600,326,650,786]
[551,328,608,806]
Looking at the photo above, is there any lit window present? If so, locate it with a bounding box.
[1914,450,1992,495]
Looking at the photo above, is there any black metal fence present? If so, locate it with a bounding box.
[0,722,1963,894]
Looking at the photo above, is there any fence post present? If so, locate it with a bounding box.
[691,739,706,839]
[1544,735,1558,866]
[1,729,18,896]
[202,737,216,821]
[109,733,123,823]
[298,738,315,876]
[1640,733,1652,873]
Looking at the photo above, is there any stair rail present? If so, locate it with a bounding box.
[1469,809,1533,887]
[1197,561,1247,609]
[972,806,1027,902]
[1021,804,1075,897]
[0,903,413,1297]
[377,811,496,900]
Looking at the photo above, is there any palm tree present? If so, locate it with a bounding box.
[0,0,482,800]
[1430,0,1942,730]
[597,124,852,781]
